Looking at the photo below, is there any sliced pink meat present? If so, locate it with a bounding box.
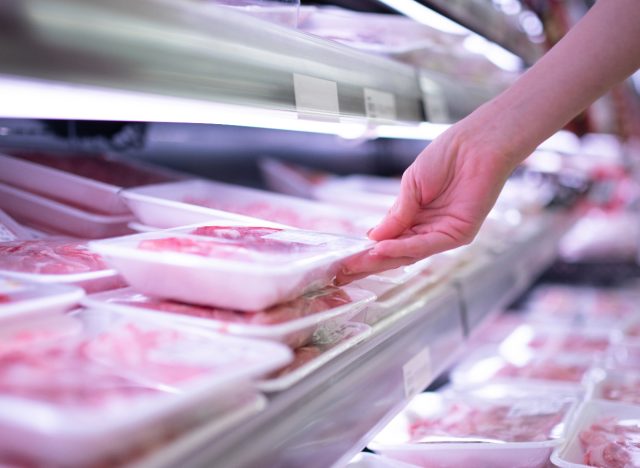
[0,240,109,275]
[580,417,640,467]
[496,359,588,382]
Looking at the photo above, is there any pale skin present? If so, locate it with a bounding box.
[335,0,640,285]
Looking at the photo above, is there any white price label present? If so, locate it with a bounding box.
[263,230,337,246]
[364,88,397,121]
[293,74,340,121]
[0,225,17,242]
[420,76,449,123]
[403,347,432,398]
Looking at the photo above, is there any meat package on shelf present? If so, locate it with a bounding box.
[369,388,577,468]
[0,239,124,293]
[89,223,373,311]
[120,179,382,237]
[589,369,640,406]
[0,309,291,466]
[0,275,83,322]
[83,285,375,348]
[552,401,640,468]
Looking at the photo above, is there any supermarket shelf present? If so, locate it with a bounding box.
[0,0,424,126]
[141,285,465,468]
[135,209,577,468]
[418,0,544,65]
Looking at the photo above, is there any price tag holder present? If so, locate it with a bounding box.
[293,74,340,122]
[402,347,432,399]
[364,88,397,121]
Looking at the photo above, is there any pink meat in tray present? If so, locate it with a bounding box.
[579,417,640,467]
[0,240,109,275]
[183,196,362,235]
[0,323,211,407]
[15,153,173,188]
[528,333,610,354]
[624,322,640,339]
[496,359,589,383]
[114,286,353,325]
[138,226,328,260]
[408,401,569,443]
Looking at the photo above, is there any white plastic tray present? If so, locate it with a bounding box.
[369,390,576,468]
[0,276,84,323]
[0,239,125,293]
[258,322,371,392]
[83,286,375,348]
[0,152,183,215]
[551,400,640,468]
[0,182,133,239]
[344,452,420,468]
[90,222,373,311]
[0,309,291,466]
[121,179,381,236]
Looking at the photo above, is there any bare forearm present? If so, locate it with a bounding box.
[471,0,640,167]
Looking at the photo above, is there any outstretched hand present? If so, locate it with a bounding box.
[335,121,518,285]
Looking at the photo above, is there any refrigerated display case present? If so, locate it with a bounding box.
[0,1,610,467]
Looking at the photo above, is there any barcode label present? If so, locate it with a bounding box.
[364,88,397,121]
[293,74,340,121]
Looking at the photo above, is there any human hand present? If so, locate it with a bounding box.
[335,119,519,285]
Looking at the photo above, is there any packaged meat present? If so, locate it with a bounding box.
[0,309,290,466]
[499,324,611,358]
[89,222,373,311]
[467,314,528,348]
[258,322,371,392]
[0,239,124,293]
[451,347,595,388]
[121,179,381,236]
[551,400,640,468]
[0,210,33,242]
[369,390,576,468]
[0,183,133,239]
[0,276,83,323]
[612,318,640,346]
[589,369,640,406]
[354,272,439,326]
[0,152,183,215]
[83,285,374,348]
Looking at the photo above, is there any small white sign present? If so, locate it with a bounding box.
[0,225,17,242]
[293,74,340,121]
[364,88,397,121]
[403,347,432,398]
[263,230,337,246]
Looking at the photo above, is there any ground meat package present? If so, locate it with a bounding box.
[588,369,640,406]
[0,152,183,215]
[551,400,640,468]
[0,276,84,323]
[83,285,375,348]
[120,179,382,237]
[0,239,125,293]
[369,389,576,468]
[0,309,291,466]
[89,223,373,311]
[451,346,597,389]
[0,183,133,239]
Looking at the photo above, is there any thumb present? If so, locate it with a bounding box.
[368,175,419,241]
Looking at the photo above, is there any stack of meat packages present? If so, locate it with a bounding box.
[368,283,640,468]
